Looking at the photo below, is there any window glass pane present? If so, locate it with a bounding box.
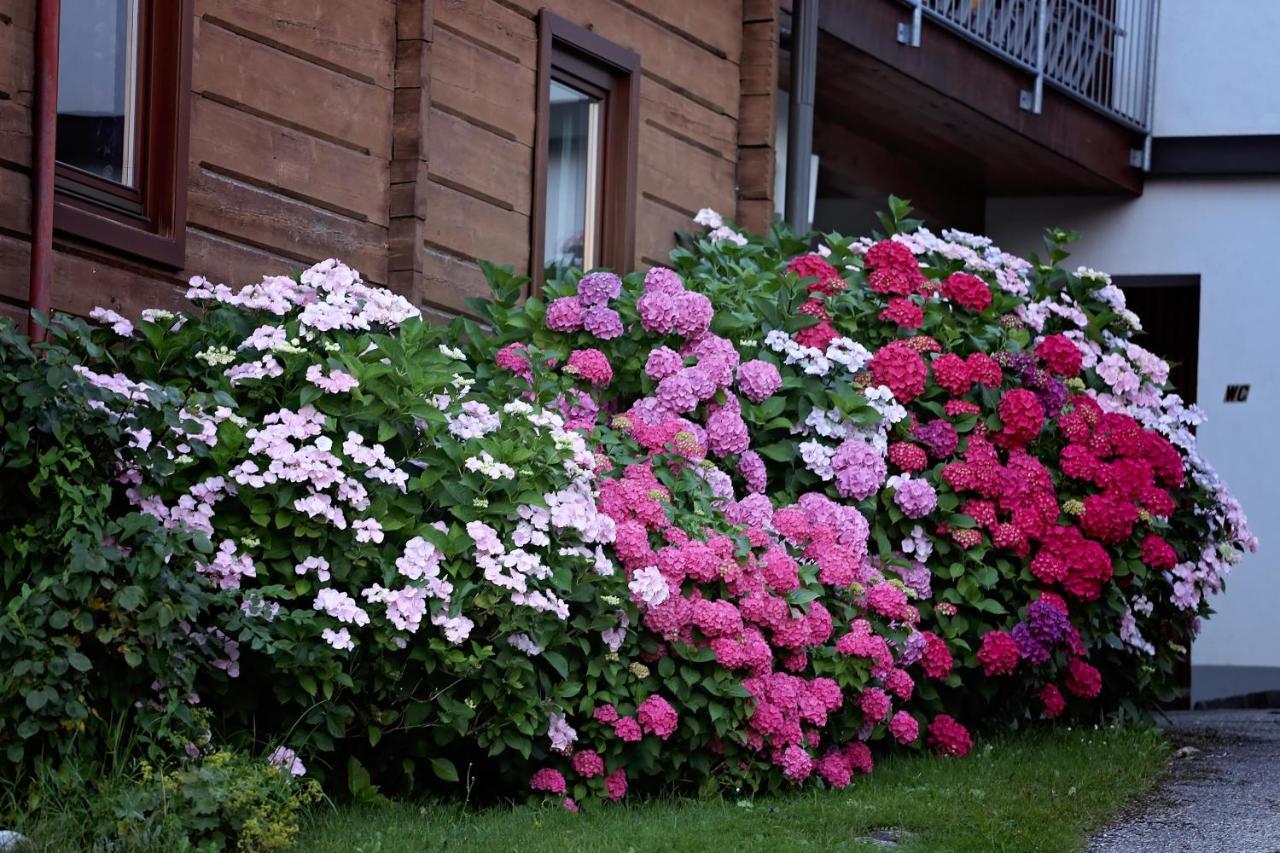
[545,79,602,279]
[56,0,140,187]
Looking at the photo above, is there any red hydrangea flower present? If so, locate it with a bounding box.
[920,631,953,679]
[864,239,918,273]
[944,399,981,416]
[605,768,628,800]
[966,352,1004,388]
[888,441,929,472]
[1035,334,1083,377]
[1141,533,1178,570]
[927,714,973,757]
[997,389,1045,448]
[1040,684,1066,718]
[941,272,992,313]
[787,254,846,295]
[571,749,605,778]
[906,335,943,354]
[869,266,922,296]
[796,321,839,350]
[1080,493,1139,544]
[637,695,679,740]
[797,296,830,322]
[567,348,613,386]
[870,341,928,402]
[879,297,924,328]
[1064,658,1102,699]
[977,630,1021,676]
[530,768,567,794]
[932,353,972,396]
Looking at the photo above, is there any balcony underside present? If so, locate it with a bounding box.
[790,0,1147,230]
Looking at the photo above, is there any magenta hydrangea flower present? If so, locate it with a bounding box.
[889,710,920,744]
[737,359,782,403]
[577,271,622,306]
[638,290,679,335]
[571,749,606,778]
[738,449,767,494]
[583,306,623,340]
[655,372,699,413]
[780,744,813,782]
[546,296,584,332]
[645,346,684,380]
[637,694,679,740]
[672,291,713,338]
[567,348,613,386]
[604,768,628,800]
[892,476,938,519]
[832,438,887,500]
[858,686,891,724]
[530,768,566,794]
[706,405,749,457]
[644,267,684,295]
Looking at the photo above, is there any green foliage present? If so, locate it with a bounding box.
[0,319,232,777]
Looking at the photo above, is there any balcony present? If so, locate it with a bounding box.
[783,0,1159,232]
[900,0,1159,132]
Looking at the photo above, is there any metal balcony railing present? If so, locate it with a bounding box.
[898,0,1159,132]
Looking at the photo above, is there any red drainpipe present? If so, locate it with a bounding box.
[28,0,60,344]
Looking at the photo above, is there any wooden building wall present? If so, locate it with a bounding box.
[0,0,762,325]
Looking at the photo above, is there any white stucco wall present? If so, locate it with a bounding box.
[1152,0,1280,136]
[985,181,1280,679]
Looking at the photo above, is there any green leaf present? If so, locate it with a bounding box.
[543,650,569,679]
[431,757,460,783]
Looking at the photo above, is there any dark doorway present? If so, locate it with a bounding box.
[1113,274,1200,709]
[1112,275,1201,406]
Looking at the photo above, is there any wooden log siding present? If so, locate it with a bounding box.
[0,0,757,325]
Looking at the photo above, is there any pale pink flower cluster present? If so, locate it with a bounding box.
[305,364,359,394]
[89,306,134,336]
[196,540,257,590]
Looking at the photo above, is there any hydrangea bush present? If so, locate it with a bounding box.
[5,198,1252,810]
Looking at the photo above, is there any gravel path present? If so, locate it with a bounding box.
[1090,709,1280,853]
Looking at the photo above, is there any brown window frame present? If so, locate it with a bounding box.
[54,0,194,268]
[532,10,639,293]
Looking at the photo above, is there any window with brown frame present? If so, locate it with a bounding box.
[532,11,639,291]
[53,0,193,267]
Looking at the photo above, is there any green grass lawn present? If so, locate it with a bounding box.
[297,725,1169,853]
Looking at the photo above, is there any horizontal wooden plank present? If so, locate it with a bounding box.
[194,19,392,157]
[740,19,778,96]
[0,165,30,235]
[736,197,774,234]
[635,195,690,269]
[426,108,532,215]
[185,226,310,288]
[198,0,396,87]
[0,101,31,168]
[737,91,775,147]
[187,167,387,281]
[538,0,739,116]
[0,15,33,102]
[639,123,736,218]
[639,77,737,162]
[423,178,529,269]
[430,27,536,144]
[434,0,537,68]
[620,0,743,61]
[0,232,185,320]
[419,246,493,316]
[744,0,779,22]
[737,145,773,199]
[190,96,390,225]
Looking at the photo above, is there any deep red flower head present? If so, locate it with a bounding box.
[920,631,953,679]
[880,297,924,329]
[796,321,839,350]
[797,296,830,322]
[864,240,919,273]
[787,253,846,294]
[1141,533,1178,570]
[888,441,929,473]
[1079,492,1139,544]
[965,352,1004,388]
[927,714,973,757]
[1064,658,1102,699]
[996,389,1045,448]
[977,631,1020,676]
[1040,684,1066,718]
[1035,334,1083,377]
[870,341,928,402]
[932,353,972,396]
[941,272,993,313]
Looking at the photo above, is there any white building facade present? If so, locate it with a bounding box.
[986,0,1280,705]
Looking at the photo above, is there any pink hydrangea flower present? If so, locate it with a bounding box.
[530,768,566,794]
[889,711,920,744]
[546,296,585,331]
[567,348,613,386]
[637,695,679,740]
[737,359,782,403]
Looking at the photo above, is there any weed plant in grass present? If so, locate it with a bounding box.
[295,725,1168,853]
